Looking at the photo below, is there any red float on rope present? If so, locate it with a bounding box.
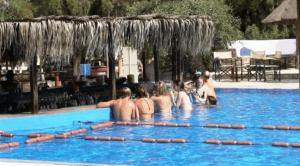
[222,140,237,145]
[142,138,156,143]
[25,138,38,144]
[55,134,69,139]
[139,122,154,126]
[171,139,187,143]
[0,132,13,137]
[165,123,178,127]
[231,125,246,129]
[0,144,9,149]
[204,139,221,144]
[236,141,253,145]
[290,143,300,148]
[276,126,290,130]
[272,142,289,147]
[8,142,20,148]
[94,136,111,141]
[177,123,191,127]
[70,128,87,135]
[218,124,232,129]
[156,139,171,143]
[28,134,52,138]
[290,126,300,130]
[154,122,167,126]
[84,136,98,140]
[111,137,126,141]
[91,121,113,130]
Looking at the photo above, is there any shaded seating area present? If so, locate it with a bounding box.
[213,51,235,81]
[212,50,282,82]
[247,51,281,81]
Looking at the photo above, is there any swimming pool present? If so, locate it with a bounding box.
[1,89,300,165]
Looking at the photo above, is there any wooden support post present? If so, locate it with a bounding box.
[176,50,182,81]
[108,23,116,99]
[171,47,177,81]
[153,45,160,82]
[297,0,300,89]
[108,55,116,100]
[30,55,38,114]
[142,48,148,81]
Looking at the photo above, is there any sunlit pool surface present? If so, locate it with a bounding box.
[1,89,300,165]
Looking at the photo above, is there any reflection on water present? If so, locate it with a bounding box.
[157,112,173,121]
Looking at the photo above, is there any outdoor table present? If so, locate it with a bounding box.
[247,57,280,82]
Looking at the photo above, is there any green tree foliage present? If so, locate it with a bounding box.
[89,0,113,16]
[4,0,34,20]
[32,0,91,16]
[128,0,243,49]
[225,0,293,39]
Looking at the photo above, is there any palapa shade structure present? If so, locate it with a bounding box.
[262,0,300,89]
[0,15,215,113]
[262,0,296,24]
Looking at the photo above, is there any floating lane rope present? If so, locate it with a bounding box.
[90,121,114,130]
[0,131,14,137]
[115,121,191,127]
[261,125,300,130]
[204,124,246,129]
[25,135,55,144]
[55,128,87,139]
[0,142,20,150]
[204,139,253,145]
[84,136,187,143]
[85,136,125,141]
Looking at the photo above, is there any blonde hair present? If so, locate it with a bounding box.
[155,81,168,96]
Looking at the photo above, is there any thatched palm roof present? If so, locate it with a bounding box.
[262,0,297,24]
[0,15,214,65]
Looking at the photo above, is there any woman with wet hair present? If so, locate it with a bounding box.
[151,81,172,113]
[135,85,154,121]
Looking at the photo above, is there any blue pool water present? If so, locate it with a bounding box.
[1,89,300,165]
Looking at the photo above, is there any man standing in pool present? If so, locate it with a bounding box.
[96,87,139,121]
[202,71,217,105]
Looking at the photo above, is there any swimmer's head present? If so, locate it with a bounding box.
[155,81,168,96]
[203,70,210,80]
[120,87,132,98]
[136,85,149,98]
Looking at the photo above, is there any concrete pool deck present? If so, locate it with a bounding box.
[214,79,300,90]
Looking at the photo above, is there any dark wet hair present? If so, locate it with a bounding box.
[136,85,149,98]
[119,87,132,98]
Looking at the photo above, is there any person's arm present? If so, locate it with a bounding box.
[131,104,139,121]
[150,96,159,102]
[176,92,183,108]
[96,100,114,108]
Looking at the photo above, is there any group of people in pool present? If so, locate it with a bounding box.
[96,71,217,122]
